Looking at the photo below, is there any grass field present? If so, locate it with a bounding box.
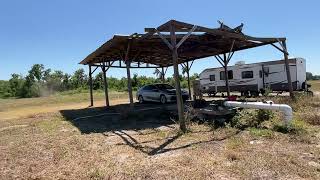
[0,88,320,179]
[0,90,131,120]
[310,80,320,92]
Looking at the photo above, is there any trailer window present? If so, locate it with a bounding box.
[259,70,262,78]
[242,71,254,79]
[263,67,269,77]
[209,75,215,81]
[220,70,233,80]
[228,70,233,79]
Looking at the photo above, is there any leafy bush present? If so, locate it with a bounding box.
[231,109,275,129]
[273,118,309,134]
[256,109,274,123]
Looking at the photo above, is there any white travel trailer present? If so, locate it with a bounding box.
[199,58,307,96]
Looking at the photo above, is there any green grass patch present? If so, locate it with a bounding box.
[273,118,310,134]
[249,128,274,138]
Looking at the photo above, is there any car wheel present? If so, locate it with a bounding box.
[160,95,167,104]
[138,95,144,104]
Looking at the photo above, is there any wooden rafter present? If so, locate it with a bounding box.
[80,19,286,69]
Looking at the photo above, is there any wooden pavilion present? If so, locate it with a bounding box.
[80,20,293,132]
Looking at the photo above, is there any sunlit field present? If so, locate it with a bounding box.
[309,80,320,92]
[0,89,319,179]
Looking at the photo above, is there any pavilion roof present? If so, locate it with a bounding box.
[80,20,285,67]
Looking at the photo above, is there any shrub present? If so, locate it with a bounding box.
[272,118,309,134]
[262,86,272,96]
[256,109,274,124]
[231,109,275,129]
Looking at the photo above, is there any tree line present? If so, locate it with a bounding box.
[306,72,320,80]
[0,64,198,98]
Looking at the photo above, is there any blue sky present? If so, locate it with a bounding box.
[1,0,319,80]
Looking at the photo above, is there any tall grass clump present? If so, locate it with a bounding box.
[271,93,320,125]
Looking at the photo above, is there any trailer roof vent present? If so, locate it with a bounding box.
[235,61,245,65]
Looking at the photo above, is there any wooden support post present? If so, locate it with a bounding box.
[88,65,94,107]
[223,53,230,97]
[170,24,186,133]
[186,61,192,100]
[102,62,109,107]
[161,67,165,83]
[125,42,134,108]
[282,40,294,99]
[126,61,134,107]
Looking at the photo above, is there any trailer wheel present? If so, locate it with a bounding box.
[251,91,259,97]
[243,91,250,97]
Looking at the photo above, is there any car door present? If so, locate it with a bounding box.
[142,85,152,101]
[149,85,161,101]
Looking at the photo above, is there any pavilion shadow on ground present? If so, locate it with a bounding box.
[59,102,177,134]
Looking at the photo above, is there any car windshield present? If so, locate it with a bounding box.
[155,84,174,90]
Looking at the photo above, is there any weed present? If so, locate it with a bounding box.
[273,118,309,134]
[226,137,245,150]
[156,130,168,138]
[88,168,104,180]
[249,128,274,138]
[262,86,273,96]
[225,150,240,161]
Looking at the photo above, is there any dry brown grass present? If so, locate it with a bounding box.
[309,80,320,92]
[1,112,319,179]
[0,92,320,179]
[266,93,320,126]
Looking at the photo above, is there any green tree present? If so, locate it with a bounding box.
[71,68,87,89]
[62,73,71,90]
[8,74,24,97]
[45,70,64,93]
[0,80,11,98]
[93,72,103,90]
[20,74,39,98]
[29,64,45,81]
[306,72,313,80]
